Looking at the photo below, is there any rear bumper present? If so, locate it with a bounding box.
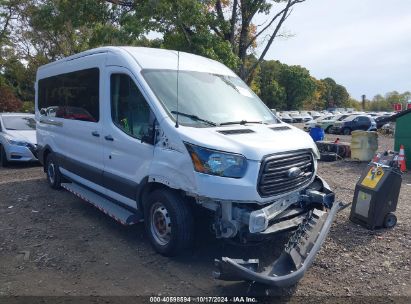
[213,200,342,287]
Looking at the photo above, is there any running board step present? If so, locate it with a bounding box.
[61,182,141,225]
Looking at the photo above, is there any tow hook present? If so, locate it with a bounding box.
[213,201,342,287]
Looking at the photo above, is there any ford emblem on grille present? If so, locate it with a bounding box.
[287,167,302,178]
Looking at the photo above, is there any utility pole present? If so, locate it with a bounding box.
[362,95,366,111]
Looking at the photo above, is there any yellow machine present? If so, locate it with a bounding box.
[350,152,402,229]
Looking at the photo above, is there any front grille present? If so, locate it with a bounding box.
[258,150,315,197]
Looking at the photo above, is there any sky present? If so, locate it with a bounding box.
[258,0,411,100]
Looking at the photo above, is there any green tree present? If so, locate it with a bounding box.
[258,60,285,109]
[319,78,349,108]
[107,0,307,83]
[277,64,316,110]
[303,78,326,110]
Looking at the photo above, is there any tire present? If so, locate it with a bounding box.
[0,145,9,167]
[144,189,194,256]
[383,213,397,228]
[46,153,62,189]
[342,128,351,135]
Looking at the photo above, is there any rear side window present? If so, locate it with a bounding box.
[38,68,99,122]
[110,74,155,140]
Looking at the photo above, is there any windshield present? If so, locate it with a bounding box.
[2,115,36,130]
[142,70,278,127]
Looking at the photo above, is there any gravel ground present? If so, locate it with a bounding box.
[0,130,410,299]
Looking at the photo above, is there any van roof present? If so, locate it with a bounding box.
[38,46,236,76]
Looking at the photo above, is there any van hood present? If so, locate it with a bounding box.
[176,123,319,161]
[5,130,37,145]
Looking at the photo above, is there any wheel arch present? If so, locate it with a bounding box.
[137,178,189,213]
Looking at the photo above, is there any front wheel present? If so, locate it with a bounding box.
[342,128,351,135]
[46,153,62,189]
[144,189,194,256]
[0,145,9,167]
[325,126,331,134]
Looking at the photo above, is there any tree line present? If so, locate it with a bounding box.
[0,0,406,113]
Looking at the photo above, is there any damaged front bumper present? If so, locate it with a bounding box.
[213,200,342,287]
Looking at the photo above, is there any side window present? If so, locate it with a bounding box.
[110,74,155,140]
[38,68,99,122]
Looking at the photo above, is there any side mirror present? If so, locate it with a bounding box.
[141,121,158,145]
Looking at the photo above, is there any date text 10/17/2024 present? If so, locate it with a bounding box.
[149,297,258,303]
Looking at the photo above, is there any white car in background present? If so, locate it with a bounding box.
[307,111,322,120]
[0,113,38,166]
[277,112,293,123]
[304,115,335,131]
[300,112,313,122]
[289,112,304,123]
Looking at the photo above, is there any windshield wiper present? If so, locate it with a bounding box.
[171,111,217,126]
[219,120,264,126]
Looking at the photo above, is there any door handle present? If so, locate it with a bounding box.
[104,135,114,141]
[92,131,100,137]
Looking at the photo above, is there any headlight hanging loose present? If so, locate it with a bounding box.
[184,143,247,178]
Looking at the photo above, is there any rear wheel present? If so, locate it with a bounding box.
[46,153,62,189]
[342,128,351,135]
[0,145,9,167]
[144,189,194,256]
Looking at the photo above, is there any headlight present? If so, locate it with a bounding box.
[6,137,29,146]
[184,143,247,178]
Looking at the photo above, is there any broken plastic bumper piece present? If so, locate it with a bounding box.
[213,201,342,287]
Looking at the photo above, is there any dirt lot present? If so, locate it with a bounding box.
[0,131,410,299]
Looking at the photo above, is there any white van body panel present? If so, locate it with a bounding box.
[37,53,106,198]
[101,65,155,208]
[36,46,319,207]
[122,47,237,76]
[173,123,317,161]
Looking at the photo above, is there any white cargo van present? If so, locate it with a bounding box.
[35,47,341,286]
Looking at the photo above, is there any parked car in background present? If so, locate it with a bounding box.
[307,111,322,120]
[278,112,293,123]
[375,114,392,129]
[303,115,334,131]
[330,115,377,135]
[0,113,38,166]
[318,114,354,133]
[300,112,313,122]
[289,112,304,123]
